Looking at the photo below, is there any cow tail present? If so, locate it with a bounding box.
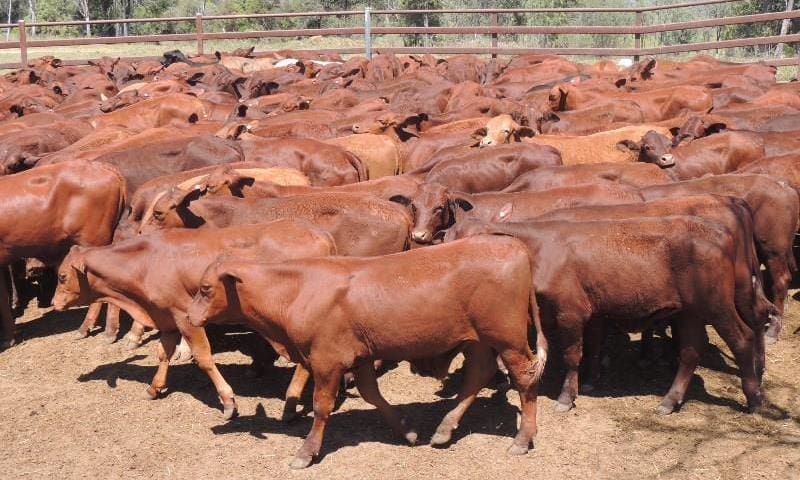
[346,151,369,182]
[529,286,548,383]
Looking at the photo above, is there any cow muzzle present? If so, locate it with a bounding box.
[411,229,432,243]
[479,138,494,148]
[658,154,675,168]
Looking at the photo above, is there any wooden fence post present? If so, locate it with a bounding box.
[18,20,26,67]
[491,12,498,59]
[634,10,642,62]
[195,13,204,56]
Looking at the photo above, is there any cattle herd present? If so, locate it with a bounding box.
[0,48,799,469]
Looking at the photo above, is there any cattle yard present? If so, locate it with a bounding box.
[0,1,800,478]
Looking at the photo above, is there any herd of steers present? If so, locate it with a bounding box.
[0,49,798,468]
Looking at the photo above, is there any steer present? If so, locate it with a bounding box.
[617,130,764,180]
[445,217,770,415]
[502,162,673,192]
[391,182,643,244]
[641,174,800,341]
[139,191,411,257]
[187,235,547,468]
[0,161,126,347]
[52,220,336,419]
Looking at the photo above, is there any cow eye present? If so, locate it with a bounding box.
[503,129,510,134]
[57,273,66,283]
[152,211,165,221]
[200,284,212,295]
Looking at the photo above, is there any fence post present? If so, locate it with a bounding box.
[364,7,372,59]
[195,13,204,56]
[491,12,498,59]
[633,10,642,62]
[18,20,26,68]
[424,13,430,49]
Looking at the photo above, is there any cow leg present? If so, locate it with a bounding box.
[657,317,706,415]
[122,319,145,350]
[354,362,417,445]
[500,345,541,455]
[581,319,606,393]
[711,312,763,413]
[183,326,237,420]
[290,366,343,469]
[0,268,15,349]
[431,342,495,446]
[555,317,584,412]
[144,330,180,400]
[764,256,791,343]
[76,302,103,339]
[282,364,311,422]
[102,303,120,344]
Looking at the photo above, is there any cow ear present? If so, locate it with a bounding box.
[471,127,487,140]
[707,122,727,134]
[614,78,627,88]
[53,85,63,96]
[214,51,222,60]
[514,126,536,141]
[218,270,242,284]
[187,72,204,85]
[388,195,411,206]
[616,139,640,152]
[641,58,657,77]
[451,197,474,212]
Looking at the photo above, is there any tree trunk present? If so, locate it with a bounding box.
[5,0,11,42]
[776,0,795,57]
[28,0,36,37]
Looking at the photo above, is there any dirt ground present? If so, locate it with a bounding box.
[1,294,798,480]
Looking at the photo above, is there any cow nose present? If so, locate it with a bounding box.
[480,138,493,147]
[659,153,675,167]
[352,125,361,133]
[411,229,431,243]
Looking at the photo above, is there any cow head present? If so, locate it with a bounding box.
[351,112,427,141]
[0,145,40,175]
[138,186,207,234]
[670,116,726,146]
[187,258,243,328]
[161,50,189,67]
[616,130,676,168]
[202,166,255,197]
[53,246,93,311]
[547,84,571,112]
[390,183,473,244]
[99,90,140,113]
[473,114,535,147]
[616,58,656,88]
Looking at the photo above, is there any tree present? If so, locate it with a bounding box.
[75,0,90,36]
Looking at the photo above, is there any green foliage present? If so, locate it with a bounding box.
[3,0,796,60]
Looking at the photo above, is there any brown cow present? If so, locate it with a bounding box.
[445,216,769,415]
[409,143,562,193]
[187,235,547,468]
[641,174,800,341]
[618,130,764,180]
[140,191,411,257]
[52,220,336,418]
[391,182,643,244]
[0,161,127,347]
[502,162,673,192]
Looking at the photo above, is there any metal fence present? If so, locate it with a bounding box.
[1,0,799,70]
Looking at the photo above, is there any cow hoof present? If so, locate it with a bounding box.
[764,334,778,346]
[74,330,89,340]
[507,442,529,456]
[103,333,118,345]
[404,430,418,445]
[579,383,596,394]
[122,334,142,350]
[341,372,356,391]
[553,401,574,413]
[223,403,238,421]
[289,455,314,470]
[656,404,674,416]
[281,408,298,423]
[143,387,163,400]
[430,429,452,447]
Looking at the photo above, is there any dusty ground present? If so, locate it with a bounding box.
[1,294,798,480]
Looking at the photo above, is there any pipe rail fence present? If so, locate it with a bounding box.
[0,0,799,72]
